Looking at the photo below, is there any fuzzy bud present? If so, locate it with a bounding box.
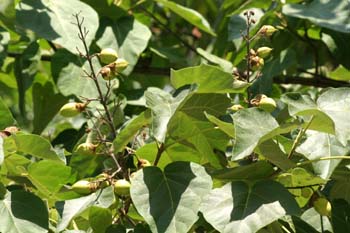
[259,25,278,37]
[59,102,86,117]
[75,142,97,156]
[99,48,118,64]
[256,47,273,58]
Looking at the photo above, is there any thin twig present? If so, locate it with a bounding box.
[297,156,350,166]
[153,143,165,166]
[73,13,117,139]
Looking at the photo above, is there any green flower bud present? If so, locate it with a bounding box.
[258,95,276,112]
[138,159,152,169]
[75,142,97,156]
[59,103,86,117]
[114,179,131,196]
[250,56,264,71]
[256,47,273,58]
[259,25,278,37]
[314,197,332,216]
[113,58,129,73]
[99,48,118,64]
[100,66,115,80]
[72,180,92,194]
[229,104,244,112]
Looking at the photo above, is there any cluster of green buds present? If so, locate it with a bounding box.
[98,48,129,80]
[248,46,273,71]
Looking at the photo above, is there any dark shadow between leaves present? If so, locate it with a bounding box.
[16,1,60,41]
[142,162,196,233]
[10,190,48,230]
[230,180,300,221]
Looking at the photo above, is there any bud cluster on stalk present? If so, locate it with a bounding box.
[98,48,129,80]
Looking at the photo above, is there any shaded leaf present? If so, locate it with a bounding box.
[282,0,350,33]
[0,190,49,233]
[0,96,15,130]
[232,108,279,160]
[171,64,249,93]
[156,0,216,36]
[196,48,233,73]
[113,110,152,153]
[300,207,332,232]
[205,112,235,138]
[16,0,99,53]
[89,206,112,233]
[200,180,300,233]
[332,199,350,233]
[130,162,212,233]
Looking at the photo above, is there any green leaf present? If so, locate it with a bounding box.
[256,140,296,171]
[330,180,350,204]
[135,142,171,169]
[332,199,350,232]
[16,0,99,53]
[276,168,325,207]
[232,108,279,160]
[0,26,10,67]
[171,64,249,93]
[281,92,335,134]
[0,137,3,165]
[0,190,49,233]
[145,87,192,143]
[166,93,230,168]
[96,17,151,75]
[0,0,16,30]
[282,0,350,33]
[196,48,233,73]
[130,161,212,233]
[296,131,349,179]
[317,87,350,145]
[205,112,235,138]
[322,30,350,69]
[113,110,151,153]
[291,216,319,233]
[0,96,14,130]
[27,160,76,198]
[155,0,216,36]
[329,65,350,81]
[89,206,112,233]
[8,133,62,162]
[56,187,115,232]
[209,161,274,181]
[32,80,67,134]
[51,49,107,99]
[200,180,300,233]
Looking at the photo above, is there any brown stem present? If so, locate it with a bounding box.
[153,143,165,166]
[74,13,117,139]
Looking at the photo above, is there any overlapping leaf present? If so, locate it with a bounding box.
[200,180,300,233]
[130,162,212,233]
[16,0,99,53]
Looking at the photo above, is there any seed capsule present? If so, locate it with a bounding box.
[72,180,93,194]
[256,47,273,58]
[313,197,332,216]
[59,103,86,117]
[75,142,97,156]
[259,25,278,37]
[99,48,118,64]
[114,179,131,196]
[112,58,129,73]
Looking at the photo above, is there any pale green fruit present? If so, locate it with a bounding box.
[99,48,118,64]
[114,179,131,196]
[75,142,97,156]
[257,47,273,58]
[258,96,276,112]
[314,197,332,216]
[259,25,278,37]
[229,104,244,112]
[138,159,151,169]
[59,103,86,117]
[72,180,92,194]
[113,58,129,73]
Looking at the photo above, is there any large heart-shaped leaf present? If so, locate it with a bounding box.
[282,0,350,33]
[130,162,212,233]
[296,131,350,179]
[200,180,300,233]
[0,190,49,233]
[16,0,99,53]
[96,17,151,75]
[171,64,249,93]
